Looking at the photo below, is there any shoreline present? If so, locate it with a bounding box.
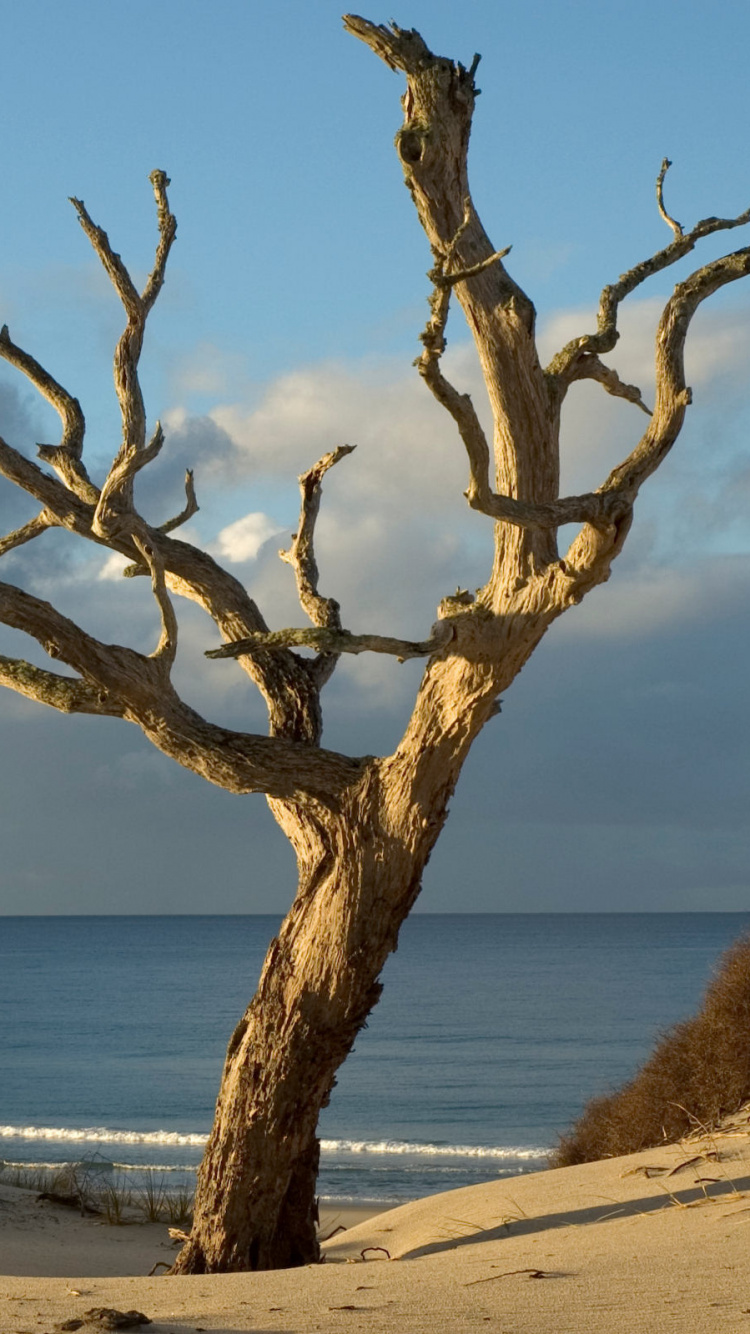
[2,1111,749,1331]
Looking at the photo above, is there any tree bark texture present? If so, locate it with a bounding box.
[0,19,748,1273]
[174,606,552,1271]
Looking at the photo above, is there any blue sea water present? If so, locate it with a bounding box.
[1,913,749,1205]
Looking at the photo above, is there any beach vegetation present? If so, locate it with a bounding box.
[0,1161,192,1228]
[552,934,750,1165]
[0,16,748,1272]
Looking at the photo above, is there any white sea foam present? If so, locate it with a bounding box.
[320,1139,548,1159]
[0,1125,547,1160]
[0,1126,209,1147]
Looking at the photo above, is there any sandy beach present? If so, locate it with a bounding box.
[2,1113,750,1333]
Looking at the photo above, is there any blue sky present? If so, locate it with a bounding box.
[0,1,748,913]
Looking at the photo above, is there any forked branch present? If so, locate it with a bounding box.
[547,163,750,387]
[279,444,355,688]
[559,240,750,595]
[71,171,176,527]
[416,215,633,530]
[0,325,97,504]
[0,578,360,801]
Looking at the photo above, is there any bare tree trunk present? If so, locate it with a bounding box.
[173,767,446,1272]
[174,619,554,1273]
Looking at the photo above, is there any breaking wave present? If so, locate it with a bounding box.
[0,1125,208,1147]
[0,1124,547,1160]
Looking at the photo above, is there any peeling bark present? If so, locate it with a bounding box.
[0,17,748,1272]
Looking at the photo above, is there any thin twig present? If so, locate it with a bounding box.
[465,1268,548,1286]
[656,158,683,239]
[360,1246,391,1261]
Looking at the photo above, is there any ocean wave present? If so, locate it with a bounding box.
[0,1158,197,1174]
[319,1139,548,1159]
[0,1125,548,1161]
[0,1126,208,1147]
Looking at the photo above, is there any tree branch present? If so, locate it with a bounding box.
[557,242,750,598]
[93,421,165,545]
[71,172,176,485]
[0,325,98,503]
[279,445,354,688]
[0,655,125,717]
[599,244,750,499]
[0,326,323,744]
[656,158,683,239]
[142,170,178,313]
[568,354,652,416]
[158,469,199,534]
[0,510,55,558]
[415,220,632,531]
[546,179,750,388]
[345,14,560,577]
[280,445,354,629]
[206,620,454,664]
[132,534,178,671]
[0,434,96,533]
[0,577,361,802]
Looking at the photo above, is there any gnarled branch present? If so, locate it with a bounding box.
[416,217,632,531]
[568,355,652,416]
[559,242,750,596]
[346,14,560,578]
[280,444,355,688]
[0,578,360,802]
[158,469,199,534]
[0,655,124,717]
[0,434,95,535]
[546,170,750,389]
[132,534,178,671]
[71,172,176,506]
[0,325,97,504]
[280,445,354,630]
[206,620,454,664]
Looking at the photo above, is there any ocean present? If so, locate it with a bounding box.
[1,913,749,1206]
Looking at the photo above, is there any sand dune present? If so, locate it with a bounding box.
[2,1114,749,1332]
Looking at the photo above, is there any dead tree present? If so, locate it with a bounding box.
[0,18,748,1272]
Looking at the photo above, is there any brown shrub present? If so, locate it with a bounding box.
[551,932,750,1167]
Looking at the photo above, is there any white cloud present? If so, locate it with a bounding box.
[214,511,285,563]
[98,551,130,581]
[6,294,741,736]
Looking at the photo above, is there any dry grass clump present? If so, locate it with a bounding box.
[0,1160,193,1227]
[552,932,750,1167]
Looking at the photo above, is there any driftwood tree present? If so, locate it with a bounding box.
[0,17,748,1271]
